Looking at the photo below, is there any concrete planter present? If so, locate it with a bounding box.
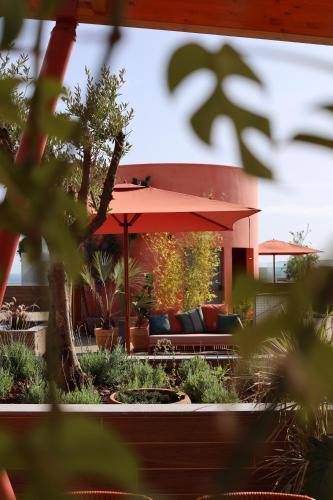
[0,325,46,355]
[110,388,191,405]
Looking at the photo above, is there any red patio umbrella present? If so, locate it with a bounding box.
[258,239,322,283]
[93,184,260,353]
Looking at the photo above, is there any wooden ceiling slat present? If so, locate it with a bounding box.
[25,0,333,45]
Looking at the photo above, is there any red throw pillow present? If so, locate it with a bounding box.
[167,307,182,334]
[201,303,228,332]
[149,308,181,334]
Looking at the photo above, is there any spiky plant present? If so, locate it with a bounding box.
[81,251,145,327]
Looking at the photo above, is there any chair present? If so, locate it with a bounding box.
[68,492,152,499]
[196,494,314,499]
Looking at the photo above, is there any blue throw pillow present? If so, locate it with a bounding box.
[196,307,207,332]
[175,312,194,333]
[216,314,242,334]
[188,308,205,333]
[149,314,171,335]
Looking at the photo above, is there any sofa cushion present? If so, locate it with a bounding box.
[188,308,206,333]
[150,308,182,333]
[201,303,228,332]
[175,312,194,333]
[217,314,242,333]
[148,314,171,335]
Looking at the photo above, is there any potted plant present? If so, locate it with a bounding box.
[81,252,119,350]
[81,252,145,349]
[131,284,154,352]
[0,298,46,355]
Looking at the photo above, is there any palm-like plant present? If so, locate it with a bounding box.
[113,257,145,315]
[81,251,145,328]
[81,252,116,329]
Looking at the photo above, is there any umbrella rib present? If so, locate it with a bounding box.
[190,212,230,231]
[111,213,142,227]
[111,214,122,226]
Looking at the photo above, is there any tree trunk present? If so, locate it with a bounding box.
[47,261,86,390]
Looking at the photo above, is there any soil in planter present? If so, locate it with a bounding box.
[116,389,182,404]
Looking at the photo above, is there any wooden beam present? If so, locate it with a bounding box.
[26,0,333,45]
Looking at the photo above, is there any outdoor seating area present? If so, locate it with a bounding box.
[1,0,333,499]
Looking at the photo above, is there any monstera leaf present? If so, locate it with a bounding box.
[168,43,272,179]
[294,103,333,150]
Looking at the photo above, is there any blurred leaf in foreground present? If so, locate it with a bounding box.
[0,414,139,499]
[168,43,272,179]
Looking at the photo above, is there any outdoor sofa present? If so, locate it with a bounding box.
[148,304,242,352]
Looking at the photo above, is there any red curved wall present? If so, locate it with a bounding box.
[117,163,259,306]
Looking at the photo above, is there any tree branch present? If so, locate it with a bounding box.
[84,130,125,238]
[78,146,91,203]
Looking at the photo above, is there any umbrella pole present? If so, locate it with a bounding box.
[273,254,276,283]
[123,215,131,354]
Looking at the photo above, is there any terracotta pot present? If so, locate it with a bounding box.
[130,323,149,352]
[110,388,191,405]
[94,327,118,350]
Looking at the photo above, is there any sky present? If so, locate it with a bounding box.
[7,19,333,278]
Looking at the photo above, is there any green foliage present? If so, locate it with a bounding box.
[0,342,37,381]
[6,414,139,498]
[145,232,221,310]
[284,226,319,281]
[304,434,333,500]
[0,1,25,49]
[181,369,237,403]
[79,351,113,385]
[144,233,183,308]
[81,252,145,326]
[116,388,181,404]
[132,277,155,325]
[61,383,101,404]
[168,43,272,178]
[179,357,236,403]
[178,356,216,380]
[124,360,169,389]
[79,343,128,386]
[183,232,221,310]
[293,103,333,153]
[0,52,31,148]
[58,67,133,199]
[22,378,47,404]
[131,175,152,187]
[0,297,37,330]
[0,368,13,399]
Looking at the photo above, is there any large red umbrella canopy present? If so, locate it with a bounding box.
[259,239,321,256]
[95,184,259,234]
[92,184,260,352]
[259,239,322,283]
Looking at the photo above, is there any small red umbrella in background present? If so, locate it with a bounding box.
[258,239,322,283]
[93,184,260,353]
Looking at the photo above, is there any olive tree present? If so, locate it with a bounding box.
[0,58,133,389]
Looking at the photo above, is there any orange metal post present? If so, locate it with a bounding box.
[0,1,78,303]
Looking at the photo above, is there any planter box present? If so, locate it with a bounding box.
[0,325,46,355]
[0,403,287,498]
